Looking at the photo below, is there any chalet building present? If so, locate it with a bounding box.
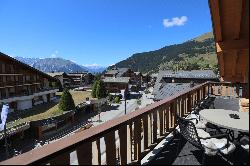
[104,68,136,78]
[104,67,141,87]
[102,77,130,94]
[159,70,219,84]
[153,70,219,101]
[47,72,74,89]
[68,72,93,88]
[0,52,59,112]
[142,73,151,84]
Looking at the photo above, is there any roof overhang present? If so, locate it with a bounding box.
[209,0,249,83]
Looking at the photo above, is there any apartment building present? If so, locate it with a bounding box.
[0,52,59,112]
[68,72,93,88]
[47,72,74,89]
[102,77,130,94]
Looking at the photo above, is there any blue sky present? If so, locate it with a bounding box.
[0,0,212,67]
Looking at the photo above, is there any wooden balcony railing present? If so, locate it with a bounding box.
[0,81,248,165]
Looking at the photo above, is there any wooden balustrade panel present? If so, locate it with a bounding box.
[188,93,192,113]
[133,119,142,161]
[76,141,93,165]
[95,139,101,165]
[104,130,116,165]
[164,105,170,133]
[176,98,180,117]
[142,115,149,150]
[197,89,201,102]
[50,151,70,165]
[118,125,128,165]
[221,85,227,96]
[169,103,174,129]
[158,107,164,137]
[152,110,158,143]
[231,85,235,97]
[173,103,177,128]
[129,122,134,161]
[212,84,218,95]
[127,124,132,164]
[181,96,186,117]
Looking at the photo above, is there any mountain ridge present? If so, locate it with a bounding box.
[109,32,218,74]
[14,57,106,74]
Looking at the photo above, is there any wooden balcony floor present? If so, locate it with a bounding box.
[148,133,249,165]
[148,97,249,165]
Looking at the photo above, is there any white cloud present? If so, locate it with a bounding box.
[70,60,76,63]
[83,63,100,67]
[51,50,59,58]
[163,16,188,28]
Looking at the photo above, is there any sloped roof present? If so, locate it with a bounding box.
[0,52,58,81]
[152,70,173,95]
[47,72,65,77]
[103,77,130,83]
[154,83,193,101]
[117,68,129,77]
[162,70,218,79]
[105,70,118,75]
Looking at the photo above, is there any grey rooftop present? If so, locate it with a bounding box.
[102,77,130,83]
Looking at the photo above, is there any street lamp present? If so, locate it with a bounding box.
[125,95,127,115]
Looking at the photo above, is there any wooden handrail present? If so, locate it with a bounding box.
[1,81,246,165]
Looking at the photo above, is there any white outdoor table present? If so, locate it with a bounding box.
[199,109,249,141]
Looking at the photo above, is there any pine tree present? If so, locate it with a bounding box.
[58,89,75,111]
[91,80,98,98]
[95,80,107,99]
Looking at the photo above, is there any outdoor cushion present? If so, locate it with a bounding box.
[200,139,218,156]
[201,137,236,156]
[187,114,207,129]
[195,121,207,129]
[197,129,210,138]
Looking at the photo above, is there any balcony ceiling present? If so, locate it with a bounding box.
[209,0,249,83]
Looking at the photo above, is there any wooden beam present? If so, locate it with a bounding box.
[233,0,243,39]
[218,52,225,77]
[209,0,223,41]
[231,51,239,77]
[216,39,249,52]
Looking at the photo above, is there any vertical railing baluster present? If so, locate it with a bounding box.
[159,107,164,137]
[118,125,128,165]
[92,140,101,165]
[164,105,170,133]
[104,130,116,165]
[134,119,142,162]
[152,111,158,144]
[142,115,149,151]
[76,141,93,165]
[50,151,70,165]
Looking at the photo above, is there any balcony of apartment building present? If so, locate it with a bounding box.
[0,0,248,165]
[0,82,248,165]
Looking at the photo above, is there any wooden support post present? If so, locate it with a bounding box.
[142,115,148,150]
[159,108,164,136]
[92,140,101,165]
[152,111,158,144]
[104,131,116,165]
[134,119,142,161]
[165,106,170,133]
[76,141,92,165]
[50,151,70,165]
[118,125,128,165]
[187,93,192,114]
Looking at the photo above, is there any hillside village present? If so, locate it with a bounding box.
[0,27,249,165]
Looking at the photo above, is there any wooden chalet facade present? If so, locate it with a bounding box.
[0,52,59,111]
